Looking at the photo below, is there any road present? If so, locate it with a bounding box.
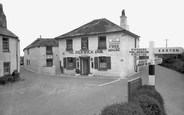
[0,65,183,115]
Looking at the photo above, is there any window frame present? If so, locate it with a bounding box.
[46,59,53,67]
[3,62,10,75]
[99,57,108,70]
[98,36,107,50]
[3,37,9,52]
[46,46,53,55]
[66,39,73,51]
[81,37,88,50]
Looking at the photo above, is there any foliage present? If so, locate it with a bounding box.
[158,53,184,73]
[99,102,144,115]
[133,85,166,115]
[75,69,80,74]
[132,94,164,115]
[0,70,21,85]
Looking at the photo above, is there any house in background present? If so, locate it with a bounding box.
[0,3,20,77]
[55,10,140,78]
[23,38,60,75]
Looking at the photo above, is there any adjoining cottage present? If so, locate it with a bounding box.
[0,3,20,77]
[23,38,60,75]
[55,10,140,78]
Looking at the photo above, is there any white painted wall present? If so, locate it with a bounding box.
[58,32,139,78]
[0,36,20,77]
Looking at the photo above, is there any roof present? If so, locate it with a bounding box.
[0,27,18,38]
[55,18,139,39]
[23,38,58,51]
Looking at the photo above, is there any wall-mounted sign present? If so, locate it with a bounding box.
[109,38,120,44]
[68,50,103,54]
[108,44,120,52]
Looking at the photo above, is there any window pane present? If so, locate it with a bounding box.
[3,38,9,51]
[4,62,10,74]
[99,57,107,69]
[46,59,53,67]
[46,46,52,54]
[67,39,73,50]
[98,36,106,49]
[81,37,88,50]
[67,58,74,68]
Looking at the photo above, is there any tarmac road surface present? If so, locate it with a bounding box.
[0,65,183,115]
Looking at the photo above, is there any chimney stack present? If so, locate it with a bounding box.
[120,9,129,30]
[0,3,7,28]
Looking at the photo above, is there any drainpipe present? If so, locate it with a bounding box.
[16,39,20,73]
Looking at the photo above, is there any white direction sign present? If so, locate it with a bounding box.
[129,48,149,56]
[154,47,184,54]
[136,58,163,67]
[155,58,162,65]
[136,59,150,67]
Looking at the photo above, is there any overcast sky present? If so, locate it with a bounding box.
[1,0,184,56]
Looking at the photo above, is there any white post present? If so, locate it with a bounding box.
[149,41,155,86]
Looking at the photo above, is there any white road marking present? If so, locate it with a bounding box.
[85,78,126,87]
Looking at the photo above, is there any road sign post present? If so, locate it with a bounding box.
[129,42,184,87]
[149,41,155,87]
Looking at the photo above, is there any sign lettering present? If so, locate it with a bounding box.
[69,50,103,54]
[154,47,184,54]
[108,44,120,52]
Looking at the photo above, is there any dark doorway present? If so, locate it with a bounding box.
[80,57,90,75]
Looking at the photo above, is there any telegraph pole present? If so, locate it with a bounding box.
[164,39,169,47]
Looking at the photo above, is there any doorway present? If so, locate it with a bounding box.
[80,57,90,75]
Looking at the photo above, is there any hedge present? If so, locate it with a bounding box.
[132,94,164,115]
[99,102,144,115]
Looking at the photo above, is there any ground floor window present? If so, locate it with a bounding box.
[46,59,53,67]
[95,56,111,70]
[4,62,10,75]
[63,57,76,69]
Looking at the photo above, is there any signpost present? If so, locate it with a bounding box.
[129,42,184,87]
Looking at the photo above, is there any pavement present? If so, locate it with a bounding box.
[0,65,183,115]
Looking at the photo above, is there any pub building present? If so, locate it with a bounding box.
[55,10,140,78]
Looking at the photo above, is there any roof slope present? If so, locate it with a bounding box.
[23,38,58,51]
[55,18,139,39]
[0,27,18,38]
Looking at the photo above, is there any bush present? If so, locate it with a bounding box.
[12,70,20,82]
[134,85,164,106]
[99,102,144,115]
[132,95,163,115]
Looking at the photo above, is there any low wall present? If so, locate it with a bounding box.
[40,66,56,75]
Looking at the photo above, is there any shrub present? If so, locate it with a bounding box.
[132,95,163,115]
[12,70,20,82]
[75,69,80,74]
[134,85,164,106]
[99,102,144,115]
[0,76,8,85]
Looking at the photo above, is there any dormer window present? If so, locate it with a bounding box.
[98,36,106,49]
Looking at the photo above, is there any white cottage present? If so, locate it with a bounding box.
[23,38,60,75]
[0,3,20,77]
[55,10,140,78]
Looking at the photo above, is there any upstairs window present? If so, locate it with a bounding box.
[46,46,53,55]
[98,36,106,49]
[27,49,29,55]
[4,62,10,75]
[66,39,73,51]
[3,38,9,52]
[81,37,88,50]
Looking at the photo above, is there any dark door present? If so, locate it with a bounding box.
[80,57,90,75]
